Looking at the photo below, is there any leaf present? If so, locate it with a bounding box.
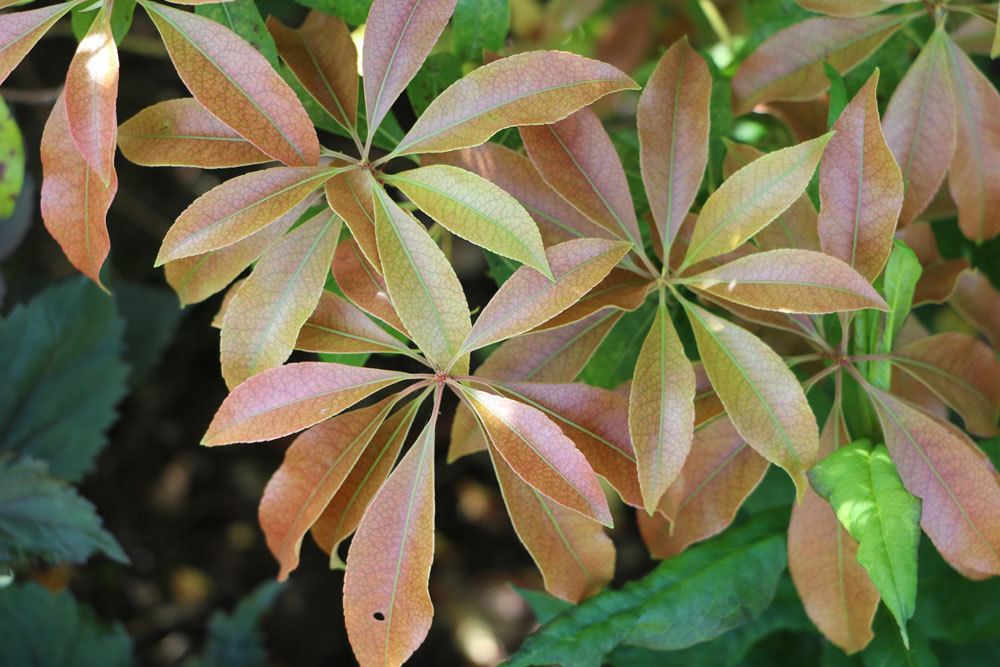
[142,0,319,166]
[628,299,695,512]
[194,0,279,66]
[461,238,629,353]
[0,96,23,219]
[880,240,921,346]
[324,168,379,268]
[892,333,1000,437]
[343,418,436,667]
[393,51,638,156]
[406,51,462,117]
[825,61,849,128]
[521,107,643,248]
[732,14,912,115]
[580,297,657,389]
[0,3,76,86]
[818,70,903,282]
[945,35,1000,242]
[219,209,341,388]
[0,456,126,567]
[453,0,508,61]
[810,440,921,645]
[869,389,1000,577]
[883,28,956,228]
[362,0,455,140]
[685,249,889,314]
[862,609,941,667]
[155,165,340,265]
[507,509,788,667]
[531,268,650,332]
[267,11,358,131]
[64,11,118,185]
[202,362,409,445]
[681,134,832,269]
[201,580,284,667]
[796,0,908,17]
[489,440,614,601]
[372,180,470,369]
[0,278,128,481]
[332,237,407,332]
[950,269,1000,350]
[118,98,270,168]
[297,290,410,356]
[387,165,551,275]
[40,94,117,288]
[638,38,711,255]
[683,300,819,496]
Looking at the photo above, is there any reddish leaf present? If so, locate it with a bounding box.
[297,291,412,356]
[950,269,1000,349]
[796,0,907,16]
[896,222,968,306]
[332,238,407,333]
[325,169,379,270]
[0,2,76,86]
[531,269,651,332]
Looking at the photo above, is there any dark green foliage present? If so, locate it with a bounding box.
[453,0,509,62]
[196,581,285,667]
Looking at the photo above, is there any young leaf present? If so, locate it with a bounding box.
[530,268,650,332]
[684,249,889,314]
[818,70,903,282]
[0,3,77,86]
[683,300,819,496]
[219,210,341,388]
[637,38,711,254]
[297,291,411,356]
[628,299,696,513]
[372,180,471,369]
[332,238,407,333]
[324,168,379,269]
[202,362,410,445]
[796,0,908,17]
[883,28,956,227]
[118,98,270,168]
[521,107,643,248]
[40,94,117,288]
[142,1,320,166]
[681,134,832,268]
[267,11,358,131]
[460,238,629,353]
[880,240,922,345]
[362,0,456,142]
[392,51,637,156]
[950,269,1000,350]
[386,165,551,276]
[343,418,436,667]
[461,386,612,526]
[810,440,921,645]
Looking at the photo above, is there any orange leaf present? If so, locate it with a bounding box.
[332,238,407,333]
[531,269,650,333]
[297,290,412,357]
[325,169,379,270]
[0,2,76,86]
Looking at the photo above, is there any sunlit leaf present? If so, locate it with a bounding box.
[531,269,650,332]
[297,291,411,357]
[332,237,407,333]
[324,168,379,269]
[0,3,77,86]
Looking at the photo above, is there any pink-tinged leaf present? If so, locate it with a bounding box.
[461,386,612,526]
[267,11,358,130]
[142,1,319,166]
[219,210,342,388]
[64,13,118,185]
[163,195,314,306]
[683,300,819,496]
[522,108,643,248]
[945,36,1000,242]
[895,222,968,306]
[638,38,710,254]
[297,290,411,356]
[818,71,903,281]
[461,238,629,353]
[325,169,379,270]
[638,415,768,557]
[949,15,995,58]
[118,98,270,168]
[344,418,436,667]
[682,134,832,269]
[628,300,696,512]
[950,270,1000,349]
[394,51,638,156]
[155,166,341,265]
[796,0,908,17]
[202,362,410,445]
[489,440,614,601]
[870,390,1000,577]
[259,396,399,580]
[732,14,912,115]
[685,249,889,314]
[0,2,75,86]
[162,0,237,4]
[40,94,117,288]
[333,238,407,333]
[372,180,471,369]
[363,0,456,141]
[531,269,651,332]
[311,396,425,568]
[424,143,611,245]
[892,333,1000,437]
[883,28,956,227]
[212,279,244,329]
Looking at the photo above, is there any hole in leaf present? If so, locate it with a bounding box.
[373,612,385,621]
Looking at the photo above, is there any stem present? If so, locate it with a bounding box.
[785,353,823,368]
[849,353,895,363]
[320,148,360,163]
[802,364,838,394]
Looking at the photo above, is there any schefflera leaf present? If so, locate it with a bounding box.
[296,291,412,357]
[386,165,552,276]
[0,3,78,86]
[818,70,903,282]
[325,169,379,270]
[332,238,407,333]
[809,440,921,646]
[796,0,910,17]
[682,300,819,496]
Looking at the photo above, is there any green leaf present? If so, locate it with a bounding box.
[862,609,940,667]
[824,61,848,128]
[707,58,733,192]
[0,97,24,218]
[809,440,921,647]
[71,0,137,44]
[513,585,572,625]
[869,239,921,389]
[0,278,128,481]
[295,0,372,26]
[453,0,509,62]
[915,540,1000,644]
[0,582,132,667]
[196,0,280,66]
[116,283,182,386]
[200,581,284,667]
[0,456,126,567]
[507,509,788,667]
[579,295,657,388]
[406,51,462,117]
